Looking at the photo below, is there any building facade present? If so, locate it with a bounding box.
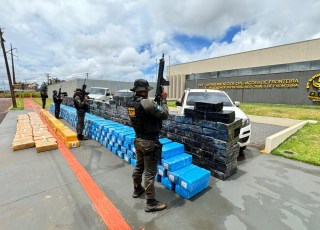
[166,38,320,105]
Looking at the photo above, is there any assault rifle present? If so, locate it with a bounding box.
[82,78,89,99]
[154,54,170,105]
[81,78,90,112]
[58,85,62,99]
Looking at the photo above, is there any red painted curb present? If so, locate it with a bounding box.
[24,99,131,230]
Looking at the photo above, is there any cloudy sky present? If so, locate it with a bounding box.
[1,0,320,89]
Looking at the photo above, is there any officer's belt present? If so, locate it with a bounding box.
[136,134,159,141]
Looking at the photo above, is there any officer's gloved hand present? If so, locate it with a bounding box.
[161,88,167,101]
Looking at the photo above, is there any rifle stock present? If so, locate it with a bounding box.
[155,54,170,104]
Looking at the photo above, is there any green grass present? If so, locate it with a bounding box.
[240,102,320,120]
[10,98,24,110]
[32,98,54,109]
[167,100,177,107]
[240,102,320,166]
[272,123,320,166]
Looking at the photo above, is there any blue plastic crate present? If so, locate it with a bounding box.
[114,128,134,138]
[161,177,175,191]
[167,164,197,184]
[124,154,131,164]
[111,146,118,155]
[109,125,125,135]
[108,140,114,146]
[175,180,209,199]
[117,139,123,146]
[127,150,135,159]
[155,173,161,182]
[162,153,192,172]
[131,145,136,153]
[178,167,211,193]
[117,150,124,159]
[161,142,184,159]
[159,138,172,145]
[119,131,135,141]
[131,158,137,167]
[121,146,127,153]
[123,142,131,150]
[157,165,167,177]
[111,135,117,142]
[125,134,135,144]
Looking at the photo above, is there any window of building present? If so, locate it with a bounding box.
[288,62,311,71]
[228,69,238,77]
[253,66,269,74]
[238,68,253,76]
[210,72,218,78]
[186,74,195,81]
[269,64,288,73]
[219,71,228,77]
[311,60,320,70]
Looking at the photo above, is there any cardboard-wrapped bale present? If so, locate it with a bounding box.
[35,140,58,153]
[12,140,35,151]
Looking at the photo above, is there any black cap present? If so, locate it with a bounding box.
[130,79,153,92]
[74,88,82,92]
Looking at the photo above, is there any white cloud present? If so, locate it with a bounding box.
[0,0,319,89]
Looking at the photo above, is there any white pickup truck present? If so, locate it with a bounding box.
[87,87,112,102]
[175,89,251,150]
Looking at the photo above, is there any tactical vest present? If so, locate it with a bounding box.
[73,93,84,110]
[127,97,161,137]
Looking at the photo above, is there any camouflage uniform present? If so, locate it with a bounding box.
[127,79,168,212]
[40,91,48,109]
[53,90,62,119]
[73,89,88,139]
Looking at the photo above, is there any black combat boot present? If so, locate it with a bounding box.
[132,185,145,198]
[78,134,88,140]
[145,199,167,212]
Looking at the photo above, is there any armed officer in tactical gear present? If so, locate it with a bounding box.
[127,79,169,212]
[40,89,48,109]
[73,88,88,140]
[53,90,63,119]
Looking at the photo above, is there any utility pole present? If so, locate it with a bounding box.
[8,43,17,84]
[45,73,51,84]
[0,28,17,108]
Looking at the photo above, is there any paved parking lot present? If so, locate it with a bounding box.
[0,98,13,123]
[249,123,286,150]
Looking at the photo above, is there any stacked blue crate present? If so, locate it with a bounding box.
[157,141,210,198]
[58,104,211,199]
[175,167,211,199]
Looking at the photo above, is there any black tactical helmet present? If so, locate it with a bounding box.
[53,90,57,94]
[130,79,154,92]
[74,88,82,92]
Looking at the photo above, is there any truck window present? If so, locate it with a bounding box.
[88,88,107,95]
[186,92,233,106]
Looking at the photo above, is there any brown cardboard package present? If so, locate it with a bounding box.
[12,140,35,151]
[33,134,54,141]
[35,141,58,153]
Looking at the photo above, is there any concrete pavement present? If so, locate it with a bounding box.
[1,108,320,229]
